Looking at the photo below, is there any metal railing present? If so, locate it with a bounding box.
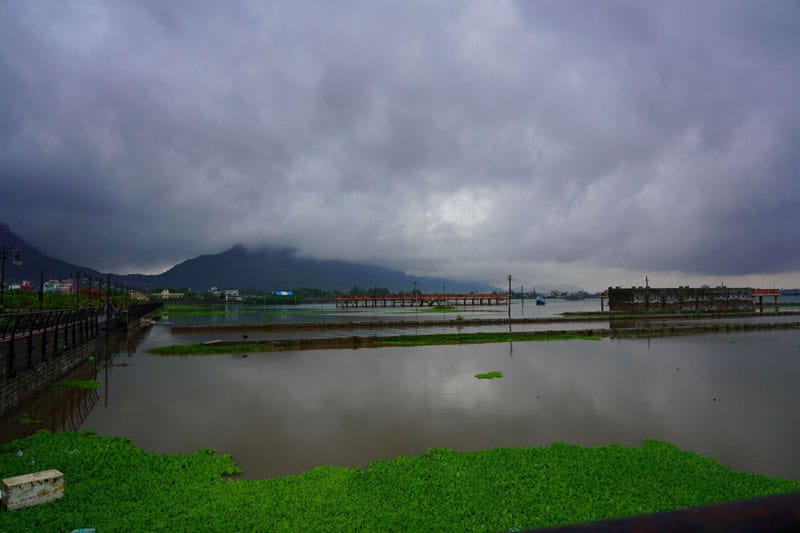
[1,307,100,379]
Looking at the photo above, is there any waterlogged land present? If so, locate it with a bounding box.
[1,431,798,532]
[148,331,602,355]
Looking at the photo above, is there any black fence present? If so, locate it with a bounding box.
[0,302,163,381]
[0,308,101,379]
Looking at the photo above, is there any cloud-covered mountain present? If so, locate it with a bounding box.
[0,223,491,293]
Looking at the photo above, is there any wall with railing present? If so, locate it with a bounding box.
[0,302,162,417]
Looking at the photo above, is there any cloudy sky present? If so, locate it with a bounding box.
[1,1,798,291]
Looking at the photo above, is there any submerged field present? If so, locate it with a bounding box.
[1,431,798,532]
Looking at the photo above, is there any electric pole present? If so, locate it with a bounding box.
[507,274,512,320]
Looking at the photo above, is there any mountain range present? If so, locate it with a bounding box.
[0,223,492,293]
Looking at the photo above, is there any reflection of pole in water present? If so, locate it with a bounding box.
[104,355,110,408]
[103,326,111,408]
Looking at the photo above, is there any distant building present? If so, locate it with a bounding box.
[608,286,754,312]
[159,289,184,300]
[128,290,149,301]
[271,291,294,296]
[43,279,74,293]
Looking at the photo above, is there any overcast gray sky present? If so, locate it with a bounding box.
[1,0,798,291]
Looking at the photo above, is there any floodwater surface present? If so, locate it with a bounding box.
[71,325,800,480]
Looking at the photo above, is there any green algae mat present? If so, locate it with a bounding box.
[1,431,798,532]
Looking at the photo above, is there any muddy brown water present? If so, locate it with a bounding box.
[2,302,799,481]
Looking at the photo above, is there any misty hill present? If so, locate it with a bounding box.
[0,223,492,293]
[0,223,104,284]
[146,245,491,293]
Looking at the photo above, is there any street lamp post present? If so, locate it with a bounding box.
[72,270,85,306]
[0,246,23,312]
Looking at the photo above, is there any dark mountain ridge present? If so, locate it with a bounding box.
[0,223,492,293]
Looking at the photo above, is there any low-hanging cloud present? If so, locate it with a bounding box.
[1,0,798,289]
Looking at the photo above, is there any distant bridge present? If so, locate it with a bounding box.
[335,293,509,308]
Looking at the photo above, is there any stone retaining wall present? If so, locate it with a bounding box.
[0,341,94,419]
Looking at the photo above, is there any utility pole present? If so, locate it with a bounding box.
[507,274,512,320]
[106,274,111,322]
[521,285,524,308]
[413,280,418,320]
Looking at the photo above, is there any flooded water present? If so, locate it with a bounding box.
[3,298,799,481]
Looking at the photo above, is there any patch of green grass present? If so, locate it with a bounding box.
[51,380,100,390]
[1,432,798,532]
[13,412,43,425]
[148,343,268,356]
[475,371,503,380]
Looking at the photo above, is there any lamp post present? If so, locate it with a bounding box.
[71,270,83,306]
[0,246,23,312]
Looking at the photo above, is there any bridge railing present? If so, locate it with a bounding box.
[0,308,101,380]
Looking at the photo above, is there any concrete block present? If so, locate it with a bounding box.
[1,469,64,511]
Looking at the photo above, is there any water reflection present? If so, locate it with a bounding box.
[77,327,800,481]
[0,327,151,444]
[0,359,100,443]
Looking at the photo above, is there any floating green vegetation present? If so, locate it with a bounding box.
[475,371,503,380]
[51,379,100,390]
[13,412,43,425]
[1,432,798,532]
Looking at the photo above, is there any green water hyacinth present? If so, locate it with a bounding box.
[475,371,503,379]
[2,432,799,532]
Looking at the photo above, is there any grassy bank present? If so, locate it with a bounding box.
[1,431,797,532]
[51,379,100,390]
[148,331,601,355]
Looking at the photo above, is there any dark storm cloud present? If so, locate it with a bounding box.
[1,0,798,286]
